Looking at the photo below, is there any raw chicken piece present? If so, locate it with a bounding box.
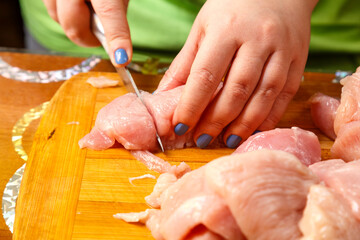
[150,166,244,240]
[79,86,197,151]
[117,166,244,240]
[331,120,360,161]
[78,127,115,150]
[309,159,360,220]
[206,150,318,240]
[299,185,360,240]
[118,150,318,240]
[234,127,321,166]
[309,93,339,140]
[333,67,360,134]
[145,172,179,208]
[79,93,158,150]
[130,151,191,177]
[86,76,118,88]
[329,67,360,161]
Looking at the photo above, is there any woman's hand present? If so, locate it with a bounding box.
[42,0,132,66]
[158,0,318,149]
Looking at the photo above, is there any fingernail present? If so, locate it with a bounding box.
[252,130,262,135]
[226,134,242,149]
[174,123,189,136]
[196,134,213,149]
[114,48,128,64]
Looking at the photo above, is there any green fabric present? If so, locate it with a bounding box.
[19,0,360,70]
[310,0,360,53]
[19,0,204,62]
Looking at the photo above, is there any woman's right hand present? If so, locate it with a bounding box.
[42,0,132,66]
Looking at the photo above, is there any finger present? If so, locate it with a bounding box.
[193,42,270,148]
[91,0,132,67]
[258,59,305,130]
[173,34,237,136]
[156,21,202,93]
[223,51,290,148]
[57,0,99,47]
[43,0,58,22]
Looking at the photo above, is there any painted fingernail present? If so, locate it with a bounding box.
[174,123,189,136]
[226,134,242,149]
[114,48,128,64]
[252,130,262,135]
[196,134,213,149]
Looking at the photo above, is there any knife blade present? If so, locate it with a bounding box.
[90,12,165,152]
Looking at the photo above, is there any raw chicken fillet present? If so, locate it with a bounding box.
[116,150,319,240]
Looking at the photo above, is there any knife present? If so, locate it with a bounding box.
[90,12,165,152]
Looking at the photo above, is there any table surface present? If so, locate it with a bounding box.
[0,51,117,239]
[0,51,340,240]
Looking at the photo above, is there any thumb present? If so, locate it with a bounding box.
[91,0,132,67]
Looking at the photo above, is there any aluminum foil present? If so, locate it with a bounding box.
[2,164,25,233]
[0,56,101,83]
[333,70,353,83]
[2,102,49,233]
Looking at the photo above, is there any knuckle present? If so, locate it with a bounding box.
[180,102,201,121]
[279,88,297,102]
[221,14,237,31]
[237,119,254,133]
[260,19,279,37]
[261,114,281,130]
[230,81,252,102]
[190,67,218,91]
[206,118,228,132]
[107,31,130,43]
[94,2,117,16]
[193,67,216,83]
[259,84,281,101]
[260,16,282,36]
[64,27,83,42]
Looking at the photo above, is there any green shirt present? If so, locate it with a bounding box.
[20,0,204,62]
[20,0,360,70]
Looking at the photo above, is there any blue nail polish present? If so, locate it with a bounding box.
[226,134,242,149]
[252,130,262,135]
[196,134,213,149]
[174,123,189,136]
[114,48,128,64]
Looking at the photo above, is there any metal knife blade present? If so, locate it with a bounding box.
[90,12,165,152]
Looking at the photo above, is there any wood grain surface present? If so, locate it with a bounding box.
[12,71,342,239]
[0,52,116,240]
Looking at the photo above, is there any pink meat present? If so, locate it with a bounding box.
[309,159,360,220]
[119,166,245,240]
[151,167,244,240]
[331,120,360,162]
[130,150,191,177]
[206,150,318,240]
[234,127,321,166]
[299,184,360,240]
[309,93,340,140]
[86,76,118,88]
[328,68,360,161]
[79,86,196,151]
[79,93,158,150]
[118,150,319,240]
[334,67,360,135]
[142,86,195,150]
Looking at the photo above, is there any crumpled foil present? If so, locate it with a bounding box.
[2,102,49,233]
[0,56,100,83]
[2,164,25,233]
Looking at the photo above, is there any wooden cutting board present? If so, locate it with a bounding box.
[13,71,341,239]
